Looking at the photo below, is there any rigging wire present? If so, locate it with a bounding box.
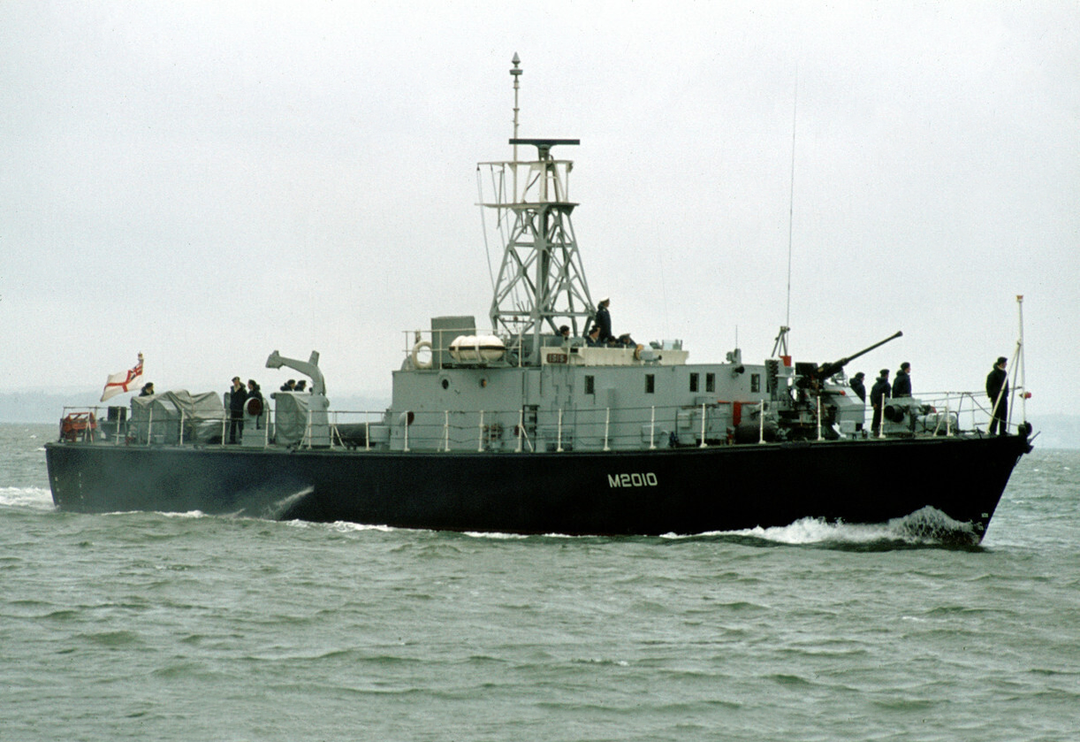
[658,230,670,340]
[477,166,497,295]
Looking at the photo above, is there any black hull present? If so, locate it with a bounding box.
[45,435,1031,540]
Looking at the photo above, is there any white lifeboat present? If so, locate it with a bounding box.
[449,334,506,363]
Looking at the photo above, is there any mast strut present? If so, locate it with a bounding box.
[480,55,594,364]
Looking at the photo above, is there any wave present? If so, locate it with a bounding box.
[1,484,981,550]
[306,506,982,549]
[695,506,981,550]
[0,486,54,511]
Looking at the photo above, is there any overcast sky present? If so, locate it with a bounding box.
[2,1,1077,416]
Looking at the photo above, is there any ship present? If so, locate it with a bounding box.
[45,56,1033,542]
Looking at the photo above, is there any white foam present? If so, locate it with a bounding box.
[0,486,55,511]
[669,506,978,547]
[324,520,397,533]
[462,530,531,539]
[729,518,896,545]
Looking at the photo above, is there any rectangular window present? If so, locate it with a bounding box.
[646,374,655,394]
[585,375,595,395]
[706,373,715,393]
[689,373,699,393]
[751,374,760,393]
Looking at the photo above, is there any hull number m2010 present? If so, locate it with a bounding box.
[608,472,658,488]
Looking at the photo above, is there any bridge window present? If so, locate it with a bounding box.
[689,373,699,393]
[645,374,655,394]
[585,375,595,395]
[706,373,715,393]
[751,374,760,393]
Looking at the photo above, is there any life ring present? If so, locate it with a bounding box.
[246,397,263,416]
[411,340,433,369]
[634,344,644,361]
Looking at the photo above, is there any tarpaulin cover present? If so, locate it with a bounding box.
[130,390,226,444]
[272,392,310,446]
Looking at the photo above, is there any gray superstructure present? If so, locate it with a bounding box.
[379,59,871,455]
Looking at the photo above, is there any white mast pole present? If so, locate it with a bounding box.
[511,53,521,200]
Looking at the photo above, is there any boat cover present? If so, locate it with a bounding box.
[130,390,226,444]
[272,392,311,446]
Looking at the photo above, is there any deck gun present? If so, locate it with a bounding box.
[813,330,903,383]
[778,330,904,440]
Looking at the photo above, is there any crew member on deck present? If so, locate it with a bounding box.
[228,376,247,444]
[557,325,570,344]
[986,356,1009,436]
[280,379,296,392]
[586,326,602,347]
[849,372,866,402]
[870,369,891,435]
[139,383,155,397]
[247,379,264,430]
[893,362,912,397]
[594,297,612,344]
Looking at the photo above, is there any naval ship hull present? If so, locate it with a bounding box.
[45,433,1029,540]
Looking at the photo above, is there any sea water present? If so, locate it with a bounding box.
[2,423,1078,741]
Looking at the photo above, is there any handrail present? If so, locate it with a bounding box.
[56,388,1021,453]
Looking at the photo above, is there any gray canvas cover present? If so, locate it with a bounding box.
[272,392,311,446]
[130,390,226,444]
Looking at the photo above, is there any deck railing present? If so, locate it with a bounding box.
[56,389,1027,451]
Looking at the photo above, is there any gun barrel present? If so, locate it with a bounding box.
[815,331,903,379]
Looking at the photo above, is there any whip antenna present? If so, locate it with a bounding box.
[773,68,798,360]
[784,67,798,335]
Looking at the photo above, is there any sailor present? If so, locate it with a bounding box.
[586,325,603,347]
[247,379,264,430]
[594,297,612,344]
[893,362,912,397]
[295,380,307,392]
[280,379,296,392]
[557,325,570,344]
[139,382,155,397]
[986,356,1009,435]
[870,369,891,434]
[849,372,866,402]
[227,376,247,444]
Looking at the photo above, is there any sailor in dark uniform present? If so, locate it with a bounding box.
[870,369,891,435]
[594,297,612,344]
[227,376,247,444]
[849,372,866,402]
[986,356,1009,435]
[892,362,912,397]
[247,379,264,430]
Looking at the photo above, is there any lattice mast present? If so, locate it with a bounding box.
[481,54,595,364]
